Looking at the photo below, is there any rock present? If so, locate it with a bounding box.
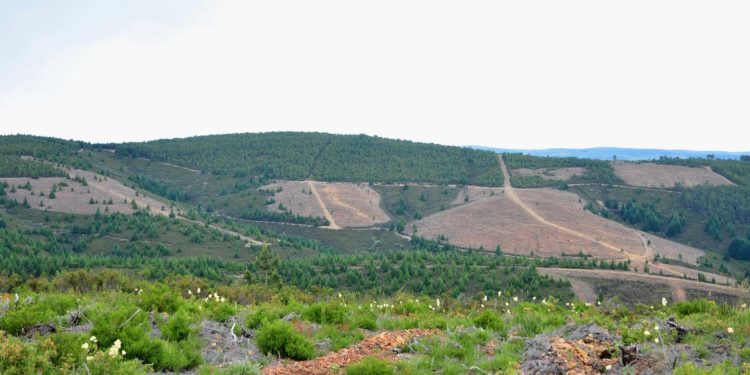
[22,323,56,337]
[281,313,301,321]
[666,317,689,343]
[619,344,639,366]
[521,325,620,375]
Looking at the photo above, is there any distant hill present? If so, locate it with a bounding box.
[471,146,750,161]
[104,132,504,186]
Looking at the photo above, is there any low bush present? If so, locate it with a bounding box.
[0,293,77,335]
[347,357,394,375]
[256,320,315,360]
[303,302,348,325]
[161,308,197,341]
[473,310,505,334]
[138,283,183,313]
[246,304,289,329]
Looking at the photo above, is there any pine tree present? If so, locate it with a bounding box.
[254,244,280,287]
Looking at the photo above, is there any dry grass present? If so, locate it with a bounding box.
[263,181,326,219]
[513,167,585,181]
[450,185,504,206]
[515,188,645,256]
[642,232,705,265]
[409,194,623,258]
[314,182,390,227]
[613,162,733,188]
[2,169,166,216]
[262,181,389,228]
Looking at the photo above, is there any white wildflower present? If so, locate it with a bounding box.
[662,297,668,307]
[338,292,342,298]
[108,339,122,358]
[654,338,660,344]
[727,327,734,334]
[482,295,488,302]
[481,304,485,308]
[86,356,94,361]
[505,302,509,307]
[89,336,97,343]
[532,296,536,301]
[644,330,651,336]
[606,364,612,371]
[741,303,747,308]
[506,309,511,314]
[655,325,659,331]
[436,298,441,308]
[513,296,518,302]
[81,342,89,350]
[122,350,126,356]
[497,291,502,297]
[197,287,201,294]
[188,290,192,295]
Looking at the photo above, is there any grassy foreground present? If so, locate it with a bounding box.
[1,270,749,374]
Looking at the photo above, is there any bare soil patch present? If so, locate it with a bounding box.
[613,162,733,188]
[2,169,165,216]
[450,185,504,206]
[513,167,585,181]
[314,182,390,227]
[264,181,327,219]
[409,195,622,258]
[263,329,437,375]
[539,268,744,304]
[515,188,645,256]
[642,232,705,265]
[262,181,389,228]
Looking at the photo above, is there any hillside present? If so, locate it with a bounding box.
[107,132,504,186]
[2,134,750,373]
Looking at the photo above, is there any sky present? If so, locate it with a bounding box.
[1,1,749,151]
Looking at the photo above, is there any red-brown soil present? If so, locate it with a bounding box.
[263,329,438,375]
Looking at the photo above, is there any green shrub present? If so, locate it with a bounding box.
[151,338,202,371]
[0,331,56,374]
[303,302,348,324]
[161,308,197,341]
[246,304,288,329]
[674,299,716,317]
[347,356,394,375]
[49,332,86,366]
[353,313,378,331]
[473,310,505,334]
[0,294,77,335]
[138,283,182,313]
[208,302,236,323]
[256,320,315,360]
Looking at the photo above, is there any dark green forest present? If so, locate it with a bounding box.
[503,153,623,187]
[110,132,504,186]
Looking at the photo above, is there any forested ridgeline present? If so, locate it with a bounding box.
[0,135,92,176]
[109,132,504,186]
[502,153,623,187]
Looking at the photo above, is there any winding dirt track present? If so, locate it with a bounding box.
[306,181,341,230]
[498,156,691,279]
[499,156,623,254]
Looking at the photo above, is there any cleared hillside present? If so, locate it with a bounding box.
[110,132,504,186]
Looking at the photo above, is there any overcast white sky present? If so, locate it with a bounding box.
[1,1,748,150]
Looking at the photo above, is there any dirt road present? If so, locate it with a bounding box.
[498,155,691,278]
[306,181,341,230]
